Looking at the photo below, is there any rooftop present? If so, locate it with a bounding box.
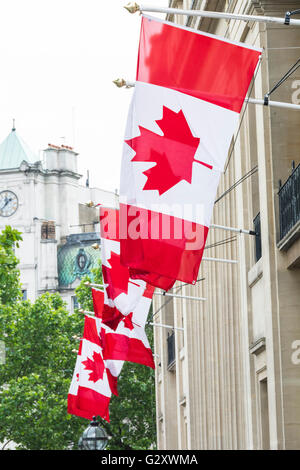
[0,127,39,170]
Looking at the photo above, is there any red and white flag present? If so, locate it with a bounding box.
[91,288,104,317]
[67,340,88,419]
[101,283,155,369]
[67,315,123,421]
[100,207,149,329]
[119,15,262,290]
[99,207,155,368]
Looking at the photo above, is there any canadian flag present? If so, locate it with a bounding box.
[100,207,148,329]
[101,283,155,369]
[99,207,155,368]
[91,288,104,317]
[67,315,123,421]
[119,15,262,290]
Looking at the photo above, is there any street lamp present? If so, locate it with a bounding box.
[78,416,108,450]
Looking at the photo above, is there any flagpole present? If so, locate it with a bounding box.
[153,292,206,301]
[210,223,256,236]
[113,79,300,111]
[125,3,300,26]
[79,309,96,316]
[148,322,184,331]
[202,256,238,264]
[247,97,300,111]
[84,281,104,290]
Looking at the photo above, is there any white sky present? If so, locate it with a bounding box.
[0,0,168,192]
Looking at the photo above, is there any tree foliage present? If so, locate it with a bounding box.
[0,227,86,449]
[0,292,87,450]
[0,230,156,450]
[0,225,23,304]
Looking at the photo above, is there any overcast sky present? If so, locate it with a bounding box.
[0,0,168,193]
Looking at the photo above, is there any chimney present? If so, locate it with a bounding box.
[43,143,78,173]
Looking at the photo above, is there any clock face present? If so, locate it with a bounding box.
[0,190,18,217]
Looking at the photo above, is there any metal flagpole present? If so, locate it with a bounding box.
[78,308,95,316]
[148,322,184,331]
[247,97,300,110]
[124,3,300,27]
[210,223,256,236]
[113,79,300,111]
[84,281,104,290]
[202,256,237,264]
[78,308,184,332]
[153,292,206,301]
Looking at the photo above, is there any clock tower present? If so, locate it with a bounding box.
[0,126,117,309]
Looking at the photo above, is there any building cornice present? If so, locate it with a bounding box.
[249,337,266,355]
[250,0,300,14]
[0,162,82,180]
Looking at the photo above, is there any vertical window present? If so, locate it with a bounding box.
[253,212,262,262]
[41,221,56,240]
[260,379,270,449]
[72,296,79,312]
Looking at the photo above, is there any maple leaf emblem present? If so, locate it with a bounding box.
[125,106,210,195]
[122,312,134,331]
[102,251,129,300]
[82,351,105,383]
[102,304,124,331]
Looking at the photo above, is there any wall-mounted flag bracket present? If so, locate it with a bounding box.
[153,292,206,301]
[124,3,300,27]
[148,321,184,331]
[84,281,104,290]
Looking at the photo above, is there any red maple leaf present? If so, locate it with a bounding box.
[102,304,124,330]
[122,312,134,331]
[82,351,105,383]
[125,106,209,195]
[102,251,129,300]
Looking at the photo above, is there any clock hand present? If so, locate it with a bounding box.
[0,197,8,210]
[2,197,12,209]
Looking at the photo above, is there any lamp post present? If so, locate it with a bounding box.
[78,416,108,450]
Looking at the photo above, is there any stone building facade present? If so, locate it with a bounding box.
[153,0,300,450]
[0,126,117,310]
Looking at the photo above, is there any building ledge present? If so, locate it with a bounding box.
[0,163,82,180]
[277,219,300,252]
[179,396,186,407]
[249,337,266,355]
[19,263,37,270]
[285,236,300,269]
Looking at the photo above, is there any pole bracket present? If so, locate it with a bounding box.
[263,94,269,106]
[124,2,140,14]
[284,9,300,25]
[285,11,291,25]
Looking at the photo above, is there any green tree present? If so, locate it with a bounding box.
[0,293,87,450]
[0,228,156,450]
[75,265,157,450]
[0,225,23,304]
[0,226,86,449]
